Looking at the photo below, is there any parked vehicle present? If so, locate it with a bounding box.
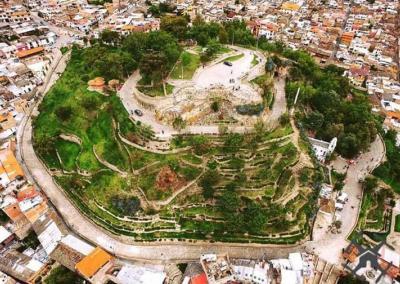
[223,61,233,66]
[337,192,348,204]
[134,109,143,116]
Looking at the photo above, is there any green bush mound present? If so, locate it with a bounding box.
[236,103,264,116]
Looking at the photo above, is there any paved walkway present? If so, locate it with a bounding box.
[387,200,400,251]
[269,76,287,128]
[118,46,269,139]
[308,135,386,264]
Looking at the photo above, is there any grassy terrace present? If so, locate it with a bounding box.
[350,185,393,243]
[170,51,201,80]
[373,131,400,194]
[221,53,244,63]
[137,82,174,97]
[33,46,319,243]
[251,54,259,66]
[251,73,274,109]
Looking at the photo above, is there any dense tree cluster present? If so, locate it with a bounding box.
[160,15,189,41]
[188,135,211,155]
[337,274,367,284]
[92,30,180,83]
[283,49,378,158]
[188,17,223,46]
[236,103,264,116]
[147,2,175,17]
[199,170,220,198]
[92,18,256,82]
[222,20,255,46]
[78,45,136,81]
[373,130,400,192]
[216,187,290,234]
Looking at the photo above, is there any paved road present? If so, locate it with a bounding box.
[269,76,287,128]
[307,135,386,264]
[118,73,177,139]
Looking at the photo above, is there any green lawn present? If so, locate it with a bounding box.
[55,139,80,171]
[137,83,174,97]
[222,53,244,63]
[251,54,259,66]
[34,47,141,172]
[218,46,232,54]
[182,154,203,165]
[170,51,200,80]
[251,74,270,87]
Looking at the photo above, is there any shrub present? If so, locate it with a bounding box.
[236,103,264,116]
[55,106,72,121]
[210,101,220,112]
[110,195,141,216]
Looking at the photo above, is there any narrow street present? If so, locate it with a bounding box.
[307,135,386,264]
[269,77,287,128]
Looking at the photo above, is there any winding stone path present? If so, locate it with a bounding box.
[59,133,82,145]
[92,146,128,177]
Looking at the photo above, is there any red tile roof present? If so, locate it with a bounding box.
[190,273,208,284]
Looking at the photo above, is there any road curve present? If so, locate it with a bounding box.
[306,135,386,264]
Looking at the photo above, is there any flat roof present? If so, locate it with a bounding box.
[379,245,400,267]
[16,47,44,59]
[38,221,63,255]
[116,265,166,284]
[0,226,12,243]
[75,247,112,278]
[190,272,208,284]
[0,147,24,182]
[61,234,94,256]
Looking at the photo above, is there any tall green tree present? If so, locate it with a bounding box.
[99,29,120,46]
[160,15,189,40]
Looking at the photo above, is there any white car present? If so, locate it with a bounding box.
[337,192,348,204]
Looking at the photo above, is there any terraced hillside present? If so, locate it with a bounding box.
[33,47,321,243]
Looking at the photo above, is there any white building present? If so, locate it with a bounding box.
[232,259,271,284]
[116,264,166,284]
[308,137,337,162]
